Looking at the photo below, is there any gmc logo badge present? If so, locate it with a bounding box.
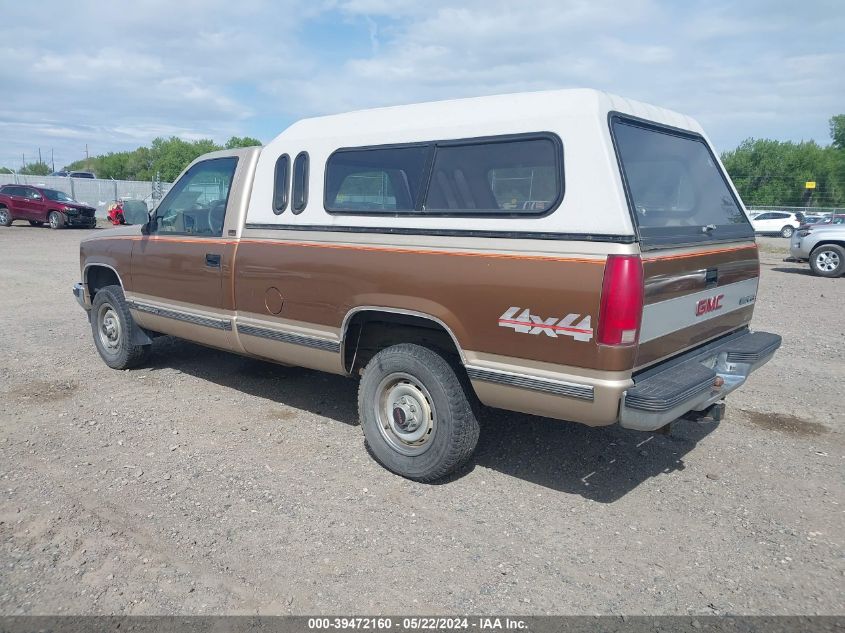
[696,294,724,316]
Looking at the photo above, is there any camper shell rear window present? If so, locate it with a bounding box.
[610,114,753,249]
[324,133,563,217]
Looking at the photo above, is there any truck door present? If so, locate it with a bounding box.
[129,156,239,351]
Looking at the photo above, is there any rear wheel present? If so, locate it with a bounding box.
[29,220,44,227]
[0,208,10,227]
[358,343,480,482]
[780,225,795,238]
[90,285,151,369]
[48,211,66,229]
[809,244,845,277]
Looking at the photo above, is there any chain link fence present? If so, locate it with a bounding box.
[0,174,172,218]
[747,205,845,215]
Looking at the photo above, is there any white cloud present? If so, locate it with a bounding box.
[1,0,842,169]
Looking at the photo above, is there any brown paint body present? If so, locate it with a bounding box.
[82,234,760,376]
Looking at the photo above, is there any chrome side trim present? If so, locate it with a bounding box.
[465,365,594,401]
[340,306,467,366]
[237,323,341,353]
[127,300,232,331]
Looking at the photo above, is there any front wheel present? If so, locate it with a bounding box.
[90,285,151,369]
[781,225,795,238]
[0,208,11,227]
[358,343,480,482]
[48,211,66,229]
[809,244,845,277]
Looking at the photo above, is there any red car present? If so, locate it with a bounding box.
[0,184,97,229]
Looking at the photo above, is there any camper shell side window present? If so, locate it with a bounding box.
[324,133,564,217]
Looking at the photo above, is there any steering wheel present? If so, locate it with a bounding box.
[208,200,226,235]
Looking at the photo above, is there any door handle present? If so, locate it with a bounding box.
[205,253,221,268]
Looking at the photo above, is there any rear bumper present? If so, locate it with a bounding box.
[619,329,781,431]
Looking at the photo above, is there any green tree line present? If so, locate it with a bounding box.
[0,135,261,182]
[4,117,844,207]
[64,135,261,182]
[721,115,845,207]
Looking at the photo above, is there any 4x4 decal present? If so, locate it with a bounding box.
[498,307,594,342]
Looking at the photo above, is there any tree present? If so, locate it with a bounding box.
[225,136,262,149]
[59,133,263,182]
[0,167,12,174]
[19,161,51,176]
[721,115,845,207]
[830,115,845,150]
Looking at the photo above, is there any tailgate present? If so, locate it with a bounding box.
[637,243,759,367]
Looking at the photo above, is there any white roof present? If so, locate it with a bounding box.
[247,88,713,239]
[270,88,703,146]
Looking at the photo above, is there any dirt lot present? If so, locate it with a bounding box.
[0,228,842,616]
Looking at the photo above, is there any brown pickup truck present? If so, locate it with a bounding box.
[73,89,781,481]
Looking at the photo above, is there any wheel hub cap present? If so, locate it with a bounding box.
[97,305,121,351]
[375,373,436,456]
[817,251,840,272]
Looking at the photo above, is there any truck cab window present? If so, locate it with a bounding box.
[273,154,290,214]
[152,157,238,237]
[292,152,309,214]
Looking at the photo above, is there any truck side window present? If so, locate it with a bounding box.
[325,145,431,212]
[323,134,562,216]
[152,157,238,237]
[292,152,309,214]
[426,137,560,214]
[273,154,290,214]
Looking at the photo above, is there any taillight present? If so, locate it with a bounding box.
[597,255,644,346]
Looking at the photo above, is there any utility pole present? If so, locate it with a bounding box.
[51,149,55,172]
[85,144,89,170]
[38,148,42,165]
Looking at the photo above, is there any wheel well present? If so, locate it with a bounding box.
[86,266,121,297]
[343,311,463,374]
[812,240,845,251]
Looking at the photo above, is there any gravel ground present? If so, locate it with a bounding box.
[0,228,842,616]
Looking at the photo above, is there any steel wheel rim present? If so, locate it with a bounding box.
[97,303,122,353]
[815,250,840,272]
[374,372,437,456]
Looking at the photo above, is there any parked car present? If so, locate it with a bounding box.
[811,214,845,226]
[72,89,781,481]
[50,170,70,177]
[0,184,97,229]
[790,224,845,277]
[750,211,803,237]
[801,215,825,225]
[69,171,96,179]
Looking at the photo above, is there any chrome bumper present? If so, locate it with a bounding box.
[73,282,91,311]
[619,330,781,431]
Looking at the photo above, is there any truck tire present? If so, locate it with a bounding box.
[90,284,151,369]
[780,225,794,238]
[0,208,10,227]
[48,211,66,229]
[809,244,845,278]
[358,343,480,482]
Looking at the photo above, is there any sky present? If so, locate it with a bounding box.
[2,0,843,171]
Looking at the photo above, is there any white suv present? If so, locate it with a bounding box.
[750,211,802,238]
